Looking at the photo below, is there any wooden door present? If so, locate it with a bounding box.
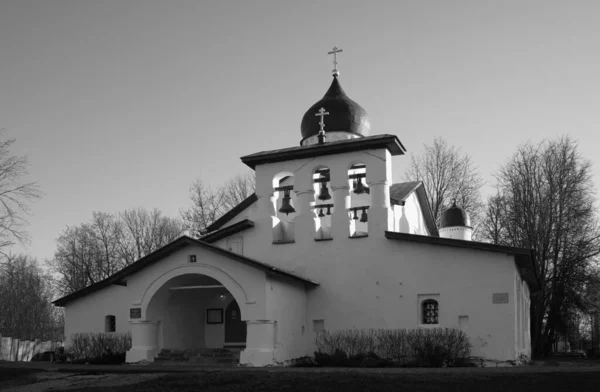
[225,300,246,344]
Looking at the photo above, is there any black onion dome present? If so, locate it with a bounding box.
[440,200,471,228]
[300,77,371,142]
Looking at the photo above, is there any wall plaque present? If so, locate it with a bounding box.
[130,308,142,319]
[492,293,509,304]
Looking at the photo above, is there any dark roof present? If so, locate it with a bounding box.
[440,201,471,228]
[300,76,370,143]
[53,235,318,307]
[390,181,439,237]
[204,193,258,232]
[240,134,406,170]
[390,182,422,204]
[200,219,255,243]
[385,231,540,293]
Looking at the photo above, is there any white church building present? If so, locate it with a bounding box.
[54,63,538,366]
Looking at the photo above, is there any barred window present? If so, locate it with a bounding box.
[422,300,439,324]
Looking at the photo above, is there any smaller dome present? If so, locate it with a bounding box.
[440,200,471,228]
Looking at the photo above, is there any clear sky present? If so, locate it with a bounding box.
[2,0,600,263]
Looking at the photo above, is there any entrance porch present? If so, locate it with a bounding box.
[126,273,247,363]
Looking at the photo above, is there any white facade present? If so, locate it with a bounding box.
[57,74,536,367]
[59,138,535,366]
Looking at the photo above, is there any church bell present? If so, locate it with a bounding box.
[278,189,296,215]
[352,209,359,220]
[353,177,366,194]
[360,207,368,223]
[318,208,325,218]
[317,181,332,201]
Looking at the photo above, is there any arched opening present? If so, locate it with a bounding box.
[146,273,247,351]
[313,166,333,240]
[272,172,295,244]
[348,163,369,237]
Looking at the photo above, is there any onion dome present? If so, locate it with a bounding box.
[440,200,471,228]
[300,76,371,145]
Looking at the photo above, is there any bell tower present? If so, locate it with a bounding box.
[240,48,406,254]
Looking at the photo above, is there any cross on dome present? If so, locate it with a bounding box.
[315,107,330,134]
[315,107,330,144]
[327,46,343,77]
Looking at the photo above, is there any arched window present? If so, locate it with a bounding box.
[348,163,369,237]
[105,315,116,332]
[313,167,332,240]
[422,300,439,324]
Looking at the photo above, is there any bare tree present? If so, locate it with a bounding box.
[181,171,255,237]
[118,208,184,265]
[222,171,256,210]
[0,254,63,341]
[482,136,600,356]
[403,137,484,232]
[0,131,42,254]
[48,208,184,296]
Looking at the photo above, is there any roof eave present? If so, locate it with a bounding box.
[200,219,255,243]
[241,135,406,170]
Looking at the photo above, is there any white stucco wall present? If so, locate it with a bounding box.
[392,192,429,235]
[63,284,130,347]
[62,142,533,365]
[207,145,531,362]
[265,276,310,363]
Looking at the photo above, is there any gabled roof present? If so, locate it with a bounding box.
[53,235,319,307]
[390,181,439,237]
[240,135,406,170]
[385,231,540,293]
[204,193,257,232]
[200,219,255,243]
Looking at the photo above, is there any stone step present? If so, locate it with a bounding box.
[155,348,241,365]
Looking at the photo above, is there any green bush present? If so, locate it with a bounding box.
[314,328,471,367]
[67,332,132,363]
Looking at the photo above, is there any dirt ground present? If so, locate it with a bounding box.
[1,359,600,392]
[0,370,167,392]
[29,368,600,392]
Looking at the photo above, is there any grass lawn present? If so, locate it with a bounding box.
[54,368,600,392]
[0,367,40,389]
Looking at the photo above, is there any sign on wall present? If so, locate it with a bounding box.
[492,293,509,304]
[130,308,142,319]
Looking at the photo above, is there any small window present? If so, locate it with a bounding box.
[105,315,116,332]
[189,255,197,263]
[206,308,223,324]
[422,300,439,324]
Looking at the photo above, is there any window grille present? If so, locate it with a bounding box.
[422,300,439,324]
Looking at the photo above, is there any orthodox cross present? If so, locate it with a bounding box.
[315,107,330,144]
[327,46,343,76]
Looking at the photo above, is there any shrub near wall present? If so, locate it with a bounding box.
[67,332,132,364]
[312,328,471,367]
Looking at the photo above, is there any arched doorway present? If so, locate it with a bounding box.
[145,273,247,351]
[225,300,247,346]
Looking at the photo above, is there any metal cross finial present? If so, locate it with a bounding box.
[315,107,330,144]
[315,107,330,134]
[327,46,343,77]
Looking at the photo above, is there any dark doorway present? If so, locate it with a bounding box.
[225,300,247,344]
